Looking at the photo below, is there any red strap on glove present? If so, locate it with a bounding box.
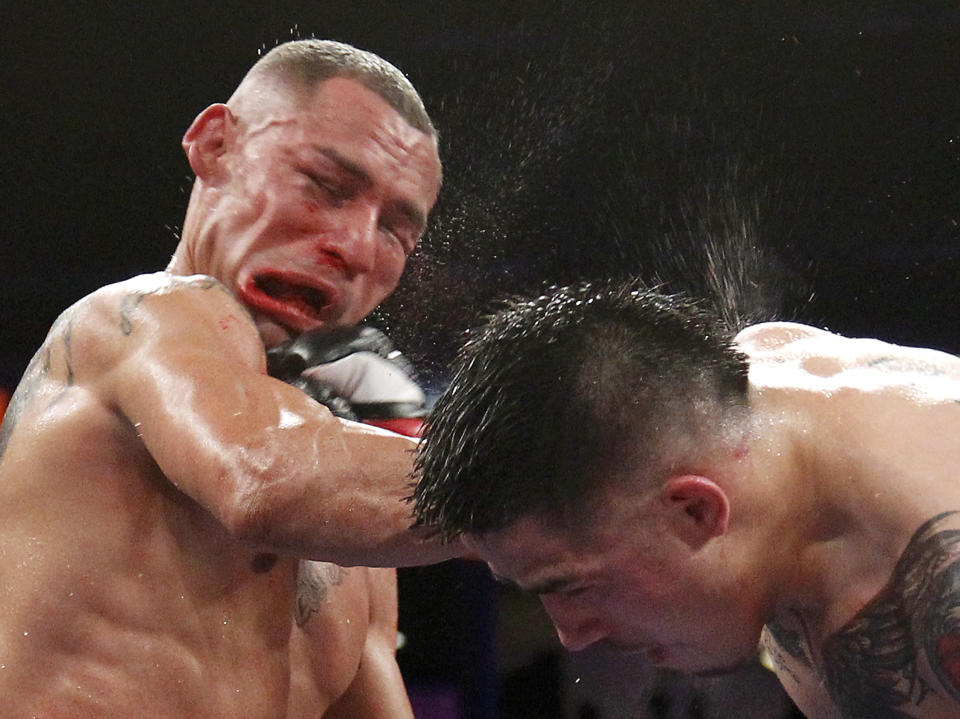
[363,417,424,438]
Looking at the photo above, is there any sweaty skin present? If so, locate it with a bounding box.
[287,562,413,718]
[0,76,450,717]
[471,322,960,719]
[744,324,960,719]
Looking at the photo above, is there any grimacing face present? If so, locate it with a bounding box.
[190,77,442,348]
[466,508,765,675]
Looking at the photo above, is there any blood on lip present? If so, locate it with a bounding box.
[254,276,331,318]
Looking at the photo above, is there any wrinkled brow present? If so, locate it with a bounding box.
[313,145,428,233]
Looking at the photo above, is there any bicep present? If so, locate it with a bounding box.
[97,278,327,525]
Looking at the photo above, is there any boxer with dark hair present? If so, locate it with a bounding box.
[414,280,960,719]
[0,39,456,717]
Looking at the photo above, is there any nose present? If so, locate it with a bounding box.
[541,598,609,651]
[553,617,609,652]
[323,203,378,274]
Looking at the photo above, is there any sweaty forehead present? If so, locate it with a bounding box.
[467,516,592,589]
[298,78,441,194]
[468,496,651,590]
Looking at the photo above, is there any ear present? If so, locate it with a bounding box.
[182,103,236,180]
[660,474,730,549]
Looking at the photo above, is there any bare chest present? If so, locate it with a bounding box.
[0,395,302,717]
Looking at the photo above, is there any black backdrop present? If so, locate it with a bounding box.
[3,2,959,717]
[4,2,958,390]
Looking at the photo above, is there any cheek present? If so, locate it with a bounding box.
[371,248,407,290]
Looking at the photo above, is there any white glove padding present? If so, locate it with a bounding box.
[267,326,428,421]
[300,351,426,416]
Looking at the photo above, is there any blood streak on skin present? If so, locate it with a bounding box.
[219,314,239,331]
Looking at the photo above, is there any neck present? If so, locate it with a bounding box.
[166,245,193,276]
[732,403,833,622]
[742,394,875,637]
[167,184,205,276]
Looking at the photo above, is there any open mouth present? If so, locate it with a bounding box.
[250,275,335,322]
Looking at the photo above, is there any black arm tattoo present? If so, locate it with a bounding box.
[822,511,960,718]
[767,609,814,668]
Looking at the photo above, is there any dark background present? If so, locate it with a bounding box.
[3,2,958,717]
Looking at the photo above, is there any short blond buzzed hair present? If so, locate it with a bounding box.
[234,39,436,137]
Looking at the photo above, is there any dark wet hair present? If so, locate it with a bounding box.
[242,39,436,137]
[411,280,750,539]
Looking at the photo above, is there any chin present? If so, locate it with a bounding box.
[256,318,296,350]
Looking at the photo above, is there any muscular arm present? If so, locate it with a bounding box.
[322,568,415,719]
[77,274,454,567]
[821,512,960,718]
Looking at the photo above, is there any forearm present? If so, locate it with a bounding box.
[228,415,458,567]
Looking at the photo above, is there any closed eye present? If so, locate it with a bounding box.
[303,171,352,203]
[497,572,591,597]
[378,217,419,255]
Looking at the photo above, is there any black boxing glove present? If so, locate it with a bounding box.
[267,326,427,436]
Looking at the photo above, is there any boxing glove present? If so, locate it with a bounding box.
[267,326,427,436]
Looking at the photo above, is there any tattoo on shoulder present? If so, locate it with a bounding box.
[118,275,252,336]
[866,355,946,376]
[294,561,348,628]
[120,292,148,335]
[822,511,960,718]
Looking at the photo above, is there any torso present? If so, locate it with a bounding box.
[0,273,361,718]
[738,322,960,718]
[0,357,297,716]
[286,561,387,717]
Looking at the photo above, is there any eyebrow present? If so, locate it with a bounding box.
[314,145,428,234]
[492,572,580,596]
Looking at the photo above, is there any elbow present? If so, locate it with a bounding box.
[214,459,302,550]
[218,491,278,548]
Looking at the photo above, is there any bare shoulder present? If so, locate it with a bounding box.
[86,272,256,341]
[738,322,960,399]
[63,272,263,376]
[734,321,832,354]
[0,271,265,462]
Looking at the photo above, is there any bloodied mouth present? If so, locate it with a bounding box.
[253,275,334,320]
